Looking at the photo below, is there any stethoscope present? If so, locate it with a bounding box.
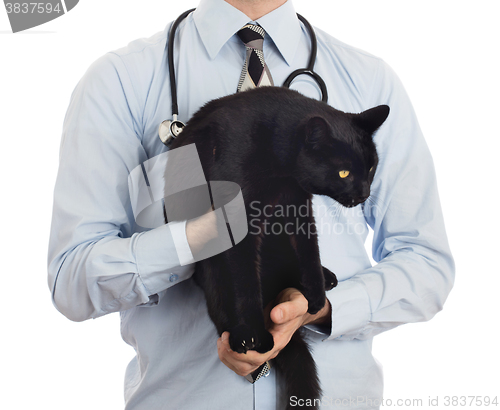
[159,8,328,146]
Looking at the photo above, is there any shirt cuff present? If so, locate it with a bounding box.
[304,322,331,337]
[169,220,196,266]
[325,278,371,341]
[134,223,195,296]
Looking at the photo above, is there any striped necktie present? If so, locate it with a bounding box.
[237,24,274,92]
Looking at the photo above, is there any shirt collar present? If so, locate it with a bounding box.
[256,0,301,66]
[193,0,302,66]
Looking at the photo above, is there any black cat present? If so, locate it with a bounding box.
[163,87,389,409]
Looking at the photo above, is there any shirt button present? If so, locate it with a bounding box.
[169,274,179,283]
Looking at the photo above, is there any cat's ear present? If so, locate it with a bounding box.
[305,116,329,148]
[353,105,390,135]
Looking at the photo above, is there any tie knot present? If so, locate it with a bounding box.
[237,24,265,50]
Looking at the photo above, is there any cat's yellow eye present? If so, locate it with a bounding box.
[369,167,374,172]
[339,170,350,178]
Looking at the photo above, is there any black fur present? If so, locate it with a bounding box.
[164,87,389,408]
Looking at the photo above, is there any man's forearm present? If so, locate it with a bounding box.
[185,210,218,254]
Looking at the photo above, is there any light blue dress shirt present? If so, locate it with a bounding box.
[47,0,455,408]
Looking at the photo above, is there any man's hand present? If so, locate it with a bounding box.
[217,288,331,377]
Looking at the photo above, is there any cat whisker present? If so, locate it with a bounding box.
[365,194,390,219]
[366,193,389,209]
[325,201,344,222]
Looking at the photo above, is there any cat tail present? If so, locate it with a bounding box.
[274,330,321,410]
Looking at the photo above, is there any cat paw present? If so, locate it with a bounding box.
[301,288,326,315]
[301,285,326,315]
[306,297,326,315]
[228,325,274,354]
[322,266,338,291]
[255,329,274,354]
[228,325,259,353]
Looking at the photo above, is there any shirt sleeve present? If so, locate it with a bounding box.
[47,52,195,322]
[324,60,455,341]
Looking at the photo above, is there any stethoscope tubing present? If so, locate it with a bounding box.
[283,13,328,103]
[168,8,196,118]
[162,8,328,146]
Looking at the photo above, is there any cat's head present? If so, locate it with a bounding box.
[294,105,389,208]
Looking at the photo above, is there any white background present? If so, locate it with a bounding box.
[1,0,499,408]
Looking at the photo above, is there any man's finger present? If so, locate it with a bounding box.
[271,293,308,324]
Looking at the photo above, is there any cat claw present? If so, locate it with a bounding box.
[228,325,274,354]
[240,337,255,350]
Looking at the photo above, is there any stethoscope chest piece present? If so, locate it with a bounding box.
[159,115,185,146]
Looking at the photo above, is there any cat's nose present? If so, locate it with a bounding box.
[351,195,368,206]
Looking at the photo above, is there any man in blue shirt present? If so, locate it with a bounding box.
[48,0,454,408]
